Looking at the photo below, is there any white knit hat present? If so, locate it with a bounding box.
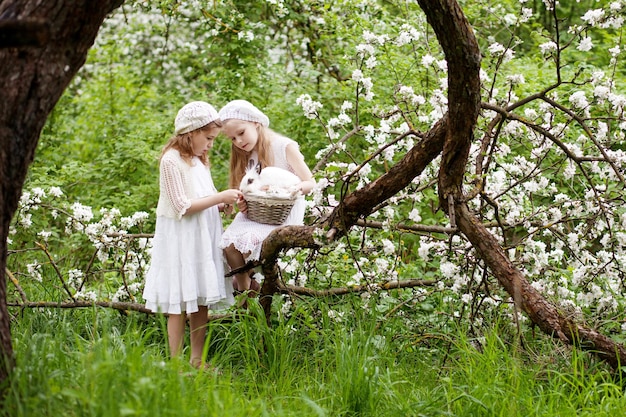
[174,101,219,135]
[218,99,270,127]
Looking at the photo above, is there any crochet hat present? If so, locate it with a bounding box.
[174,101,219,135]
[218,99,270,127]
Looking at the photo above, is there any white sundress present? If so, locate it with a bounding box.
[219,135,306,262]
[143,157,233,314]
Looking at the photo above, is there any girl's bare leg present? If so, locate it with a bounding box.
[188,306,208,367]
[248,274,261,293]
[224,244,250,291]
[167,313,186,358]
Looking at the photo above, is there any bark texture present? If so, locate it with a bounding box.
[0,0,123,387]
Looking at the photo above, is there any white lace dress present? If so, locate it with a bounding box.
[143,155,233,314]
[220,135,305,262]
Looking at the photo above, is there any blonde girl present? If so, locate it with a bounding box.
[218,100,315,294]
[143,101,242,368]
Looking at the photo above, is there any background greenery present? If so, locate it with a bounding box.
[5,0,626,415]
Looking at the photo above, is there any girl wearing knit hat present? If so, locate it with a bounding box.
[218,100,315,297]
[143,101,243,370]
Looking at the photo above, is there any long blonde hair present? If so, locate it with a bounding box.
[160,120,222,166]
[229,124,275,189]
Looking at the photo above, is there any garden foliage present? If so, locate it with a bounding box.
[8,0,626,349]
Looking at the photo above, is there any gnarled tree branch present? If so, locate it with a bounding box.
[256,0,626,371]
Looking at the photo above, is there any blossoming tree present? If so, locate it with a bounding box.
[251,0,626,369]
[3,0,626,389]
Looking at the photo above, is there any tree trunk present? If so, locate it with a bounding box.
[419,0,626,368]
[454,203,626,368]
[0,0,123,388]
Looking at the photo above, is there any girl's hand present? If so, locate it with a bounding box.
[220,189,243,214]
[220,202,234,215]
[220,189,243,205]
[236,196,248,214]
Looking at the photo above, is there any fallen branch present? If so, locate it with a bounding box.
[455,202,626,369]
[7,300,233,321]
[8,300,153,314]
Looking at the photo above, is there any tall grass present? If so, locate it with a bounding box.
[2,298,626,416]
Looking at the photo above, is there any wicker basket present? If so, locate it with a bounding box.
[244,193,297,225]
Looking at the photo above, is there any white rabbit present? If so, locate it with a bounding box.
[240,166,301,198]
[239,167,263,194]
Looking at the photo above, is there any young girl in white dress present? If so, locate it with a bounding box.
[143,101,243,369]
[218,100,315,295]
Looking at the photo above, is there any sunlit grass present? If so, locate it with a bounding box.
[2,301,626,417]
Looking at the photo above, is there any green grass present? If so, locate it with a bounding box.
[2,299,626,417]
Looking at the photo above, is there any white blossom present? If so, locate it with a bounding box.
[49,186,63,197]
[594,85,611,101]
[581,9,605,26]
[506,74,525,85]
[381,239,395,255]
[569,91,589,109]
[237,30,254,42]
[409,209,422,223]
[75,290,97,302]
[352,69,364,82]
[421,54,435,67]
[27,262,42,282]
[577,36,593,52]
[539,41,558,54]
[327,309,345,322]
[296,94,323,119]
[37,230,52,241]
[440,261,460,279]
[503,14,518,26]
[20,213,32,228]
[520,8,533,22]
[71,202,94,222]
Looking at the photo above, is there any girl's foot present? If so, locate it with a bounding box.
[190,358,222,375]
[234,290,250,309]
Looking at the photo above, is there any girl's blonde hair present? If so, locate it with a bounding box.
[160,120,222,166]
[229,124,274,189]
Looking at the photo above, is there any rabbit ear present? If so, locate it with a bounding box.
[255,162,262,174]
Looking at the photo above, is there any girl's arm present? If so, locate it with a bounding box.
[285,143,315,195]
[186,189,242,216]
[161,158,192,218]
[161,158,242,217]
